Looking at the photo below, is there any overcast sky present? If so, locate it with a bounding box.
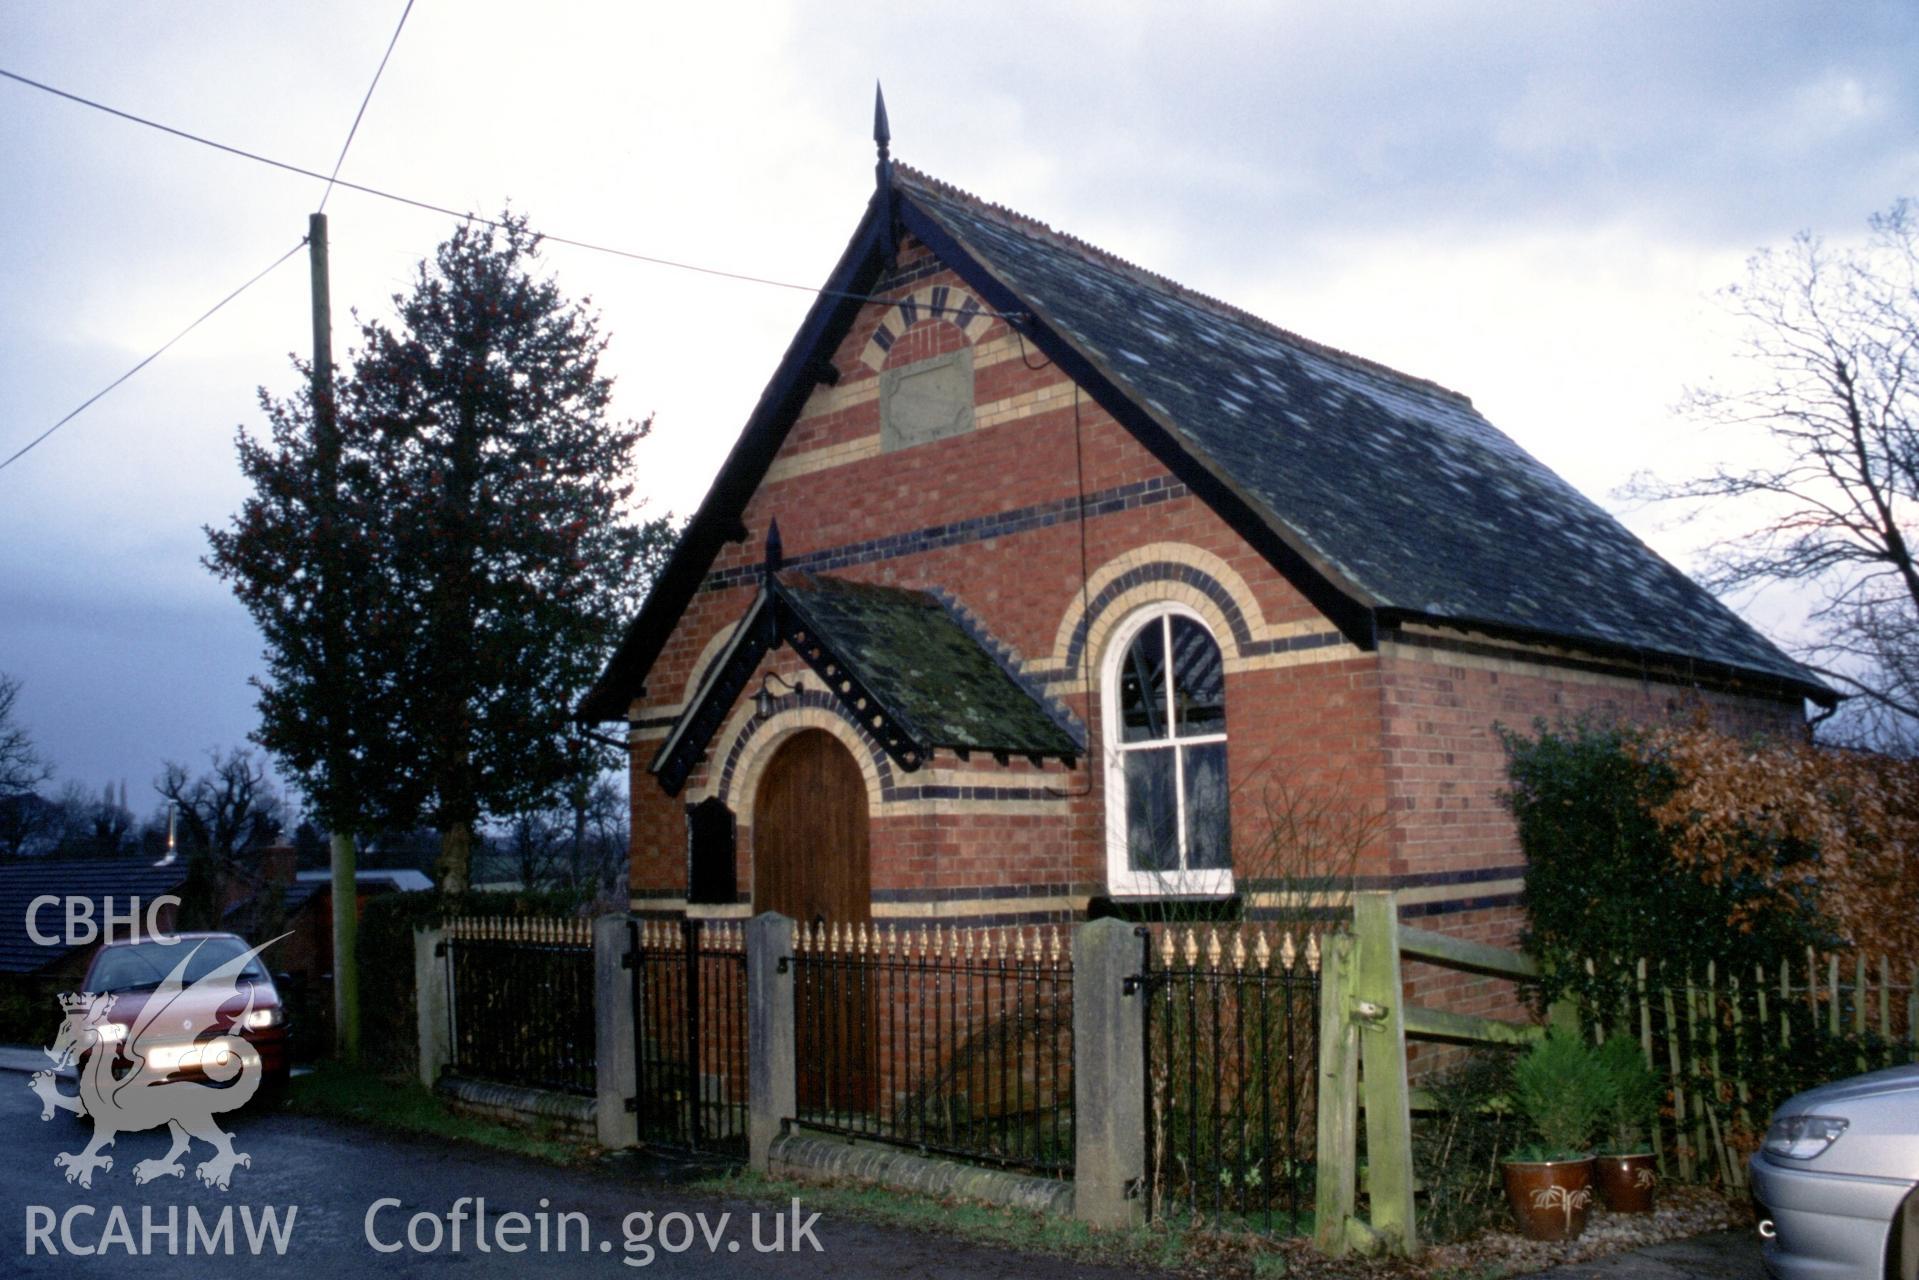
[2,2,1916,813]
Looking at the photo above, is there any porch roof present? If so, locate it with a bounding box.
[650,571,1083,796]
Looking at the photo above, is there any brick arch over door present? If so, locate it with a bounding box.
[710,694,893,814]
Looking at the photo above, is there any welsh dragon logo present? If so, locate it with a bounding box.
[28,937,280,1190]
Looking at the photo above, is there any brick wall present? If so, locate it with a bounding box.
[622,231,1811,980]
[1377,637,1805,1052]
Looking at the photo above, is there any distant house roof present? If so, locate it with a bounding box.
[294,869,434,893]
[0,858,188,975]
[651,569,1083,794]
[580,163,1831,722]
[220,868,428,940]
[221,877,329,929]
[280,880,326,913]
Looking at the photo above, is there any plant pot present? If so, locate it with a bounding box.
[1595,1152,1657,1213]
[1501,1155,1596,1241]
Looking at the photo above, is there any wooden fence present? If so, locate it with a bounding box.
[1576,949,1919,1191]
[1317,895,1919,1254]
[1314,891,1572,1259]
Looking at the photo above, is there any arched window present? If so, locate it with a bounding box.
[1102,606,1231,896]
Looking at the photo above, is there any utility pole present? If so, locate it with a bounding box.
[309,211,359,1063]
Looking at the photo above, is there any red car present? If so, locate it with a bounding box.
[79,932,291,1099]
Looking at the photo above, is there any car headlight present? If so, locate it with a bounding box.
[95,1022,128,1044]
[1763,1114,1849,1161]
[243,1008,284,1030]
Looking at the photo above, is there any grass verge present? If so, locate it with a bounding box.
[286,1063,589,1165]
[690,1166,1303,1276]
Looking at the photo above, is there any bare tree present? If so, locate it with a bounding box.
[493,773,627,900]
[0,793,57,858]
[0,673,51,801]
[88,782,134,855]
[1628,200,1919,749]
[156,748,286,875]
[563,776,628,902]
[40,781,133,859]
[498,808,565,891]
[0,678,58,852]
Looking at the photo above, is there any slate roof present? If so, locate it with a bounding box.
[580,162,1830,721]
[650,569,1081,793]
[892,167,1824,697]
[0,858,189,975]
[778,572,1082,759]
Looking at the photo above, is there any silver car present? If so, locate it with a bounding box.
[1749,1063,1919,1280]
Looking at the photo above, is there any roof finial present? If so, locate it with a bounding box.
[873,81,892,187]
[764,519,783,578]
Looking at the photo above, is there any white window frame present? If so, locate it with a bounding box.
[1101,603,1232,898]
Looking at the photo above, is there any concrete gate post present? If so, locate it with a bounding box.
[594,914,639,1148]
[1073,917,1148,1227]
[414,926,450,1090]
[746,911,796,1173]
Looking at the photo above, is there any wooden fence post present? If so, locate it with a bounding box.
[1316,893,1545,1257]
[1908,962,1918,1062]
[1313,933,1358,1255]
[1352,891,1416,1257]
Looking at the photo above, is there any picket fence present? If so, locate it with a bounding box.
[1578,948,1919,1190]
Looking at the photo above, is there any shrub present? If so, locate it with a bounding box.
[1412,1049,1523,1242]
[1499,718,1816,1008]
[0,977,60,1048]
[1594,1037,1662,1155]
[1636,724,1919,959]
[1509,1032,1612,1160]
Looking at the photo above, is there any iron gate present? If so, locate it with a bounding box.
[1138,923,1322,1235]
[626,917,748,1154]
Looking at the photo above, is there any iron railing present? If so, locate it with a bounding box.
[446,916,596,1096]
[1141,924,1322,1235]
[792,920,1074,1176]
[630,918,748,1153]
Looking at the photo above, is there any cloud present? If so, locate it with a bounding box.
[3,1,1917,785]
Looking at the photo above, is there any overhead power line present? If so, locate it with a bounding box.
[319,0,415,212]
[0,239,307,475]
[0,66,1028,318]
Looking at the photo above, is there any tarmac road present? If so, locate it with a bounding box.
[0,1066,1157,1278]
[0,1055,1772,1279]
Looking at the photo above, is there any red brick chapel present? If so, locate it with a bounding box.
[578,101,1829,968]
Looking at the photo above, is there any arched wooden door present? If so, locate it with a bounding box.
[751,729,871,925]
[751,729,873,1110]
